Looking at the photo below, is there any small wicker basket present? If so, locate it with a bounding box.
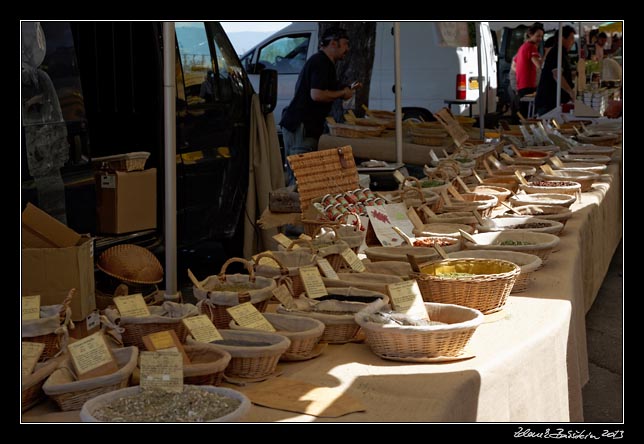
[509,192,577,208]
[253,251,317,298]
[411,258,520,314]
[462,231,561,262]
[91,151,150,172]
[199,330,291,380]
[229,312,325,361]
[355,302,484,361]
[193,258,276,329]
[536,170,599,192]
[182,343,232,386]
[502,204,573,227]
[22,355,66,412]
[42,346,138,412]
[328,122,384,138]
[22,290,73,361]
[476,217,565,236]
[520,180,582,201]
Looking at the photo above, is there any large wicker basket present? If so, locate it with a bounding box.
[182,343,232,386]
[22,290,73,361]
[355,302,484,361]
[447,250,542,293]
[536,170,599,192]
[229,312,325,361]
[462,231,561,262]
[502,204,574,227]
[253,251,317,298]
[193,258,275,329]
[328,122,384,138]
[22,355,66,412]
[104,302,198,350]
[42,346,138,412]
[97,244,163,285]
[436,193,498,217]
[411,258,520,314]
[509,192,577,208]
[196,330,291,380]
[520,180,582,201]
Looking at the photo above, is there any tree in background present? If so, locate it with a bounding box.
[319,22,376,121]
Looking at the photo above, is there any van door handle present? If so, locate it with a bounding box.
[392,84,395,94]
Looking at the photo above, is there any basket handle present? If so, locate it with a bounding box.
[312,224,340,239]
[59,288,75,324]
[401,187,425,202]
[113,283,129,297]
[218,257,255,283]
[276,275,295,297]
[286,238,317,253]
[399,176,422,191]
[253,252,288,274]
[341,212,363,232]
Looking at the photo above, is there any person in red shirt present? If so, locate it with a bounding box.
[515,22,545,117]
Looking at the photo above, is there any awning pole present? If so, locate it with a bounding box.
[393,22,403,164]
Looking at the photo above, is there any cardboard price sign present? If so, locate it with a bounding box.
[142,330,191,365]
[113,294,151,318]
[393,170,406,184]
[22,342,45,376]
[272,233,293,249]
[226,302,276,332]
[22,295,41,321]
[140,351,183,393]
[67,332,118,380]
[340,249,366,272]
[299,266,328,298]
[317,258,339,279]
[183,315,223,343]
[272,284,297,309]
[387,281,430,322]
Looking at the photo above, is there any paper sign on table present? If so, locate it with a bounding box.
[341,248,366,272]
[22,342,45,376]
[142,330,191,364]
[22,295,41,321]
[317,258,339,279]
[67,331,119,380]
[113,294,151,318]
[226,302,276,332]
[299,266,328,298]
[299,233,313,241]
[140,351,183,393]
[366,202,415,247]
[183,314,223,343]
[273,233,293,249]
[272,284,297,309]
[387,280,430,322]
[393,170,405,184]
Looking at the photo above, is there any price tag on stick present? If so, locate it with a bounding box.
[387,281,430,322]
[540,164,556,176]
[226,302,276,332]
[550,156,564,168]
[299,266,328,298]
[182,315,223,343]
[459,229,479,245]
[514,170,530,186]
[433,244,448,259]
[341,248,367,272]
[317,258,339,279]
[455,176,472,193]
[272,284,297,309]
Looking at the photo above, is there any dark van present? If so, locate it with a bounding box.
[21,21,276,290]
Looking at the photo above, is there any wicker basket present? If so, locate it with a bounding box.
[411,258,519,314]
[80,385,251,422]
[411,131,452,147]
[464,185,512,206]
[91,151,150,172]
[412,222,475,238]
[229,312,325,361]
[284,237,350,273]
[462,231,561,262]
[200,330,291,379]
[328,122,384,138]
[104,302,198,350]
[355,302,484,361]
[447,250,542,293]
[193,258,276,329]
[437,192,498,217]
[42,346,138,412]
[254,251,317,298]
[569,145,616,156]
[502,204,574,227]
[97,244,163,285]
[561,154,612,165]
[509,192,577,208]
[551,161,607,174]
[575,133,619,146]
[364,241,461,263]
[277,295,387,344]
[476,217,565,236]
[476,176,520,193]
[536,170,599,192]
[520,180,582,201]
[420,210,479,228]
[22,290,73,361]
[95,283,161,310]
[22,355,66,412]
[182,343,232,386]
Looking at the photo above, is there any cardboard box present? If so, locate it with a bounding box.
[22,235,96,322]
[95,168,157,234]
[22,202,82,248]
[68,310,101,340]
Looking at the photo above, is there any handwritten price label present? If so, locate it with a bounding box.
[387,280,429,322]
[226,302,276,332]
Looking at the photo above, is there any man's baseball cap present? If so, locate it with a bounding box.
[321,26,349,43]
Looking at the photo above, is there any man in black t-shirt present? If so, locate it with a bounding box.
[535,26,576,117]
[279,26,361,186]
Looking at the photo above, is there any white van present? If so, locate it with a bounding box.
[241,21,498,129]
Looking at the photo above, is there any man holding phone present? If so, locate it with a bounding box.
[280,26,362,187]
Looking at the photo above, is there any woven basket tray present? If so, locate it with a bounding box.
[551,161,607,174]
[411,258,520,314]
[22,355,66,412]
[447,250,542,293]
[465,185,512,205]
[463,231,561,262]
[97,244,163,285]
[520,181,582,200]
[91,151,150,172]
[364,241,461,263]
[536,171,599,192]
[476,217,565,236]
[203,330,291,379]
[509,192,577,208]
[193,258,276,329]
[183,343,232,386]
[42,346,138,412]
[437,193,498,217]
[355,302,484,361]
[229,312,325,361]
[502,204,574,227]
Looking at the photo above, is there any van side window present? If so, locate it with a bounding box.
[257,34,310,74]
[176,22,216,105]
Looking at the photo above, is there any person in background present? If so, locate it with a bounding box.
[535,26,577,116]
[279,26,361,187]
[593,32,608,60]
[514,22,544,117]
